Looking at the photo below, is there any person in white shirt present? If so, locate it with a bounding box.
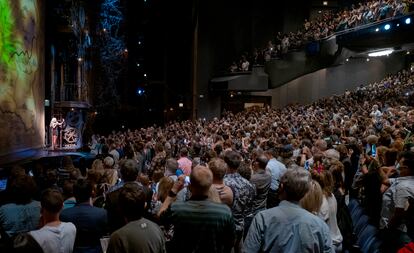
[380,151,414,252]
[370,104,383,121]
[312,170,343,253]
[30,189,76,253]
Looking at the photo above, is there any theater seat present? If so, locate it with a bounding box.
[366,238,382,253]
[354,215,370,236]
[357,225,379,253]
[348,198,359,214]
[351,206,364,226]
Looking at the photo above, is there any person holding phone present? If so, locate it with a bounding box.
[158,166,235,253]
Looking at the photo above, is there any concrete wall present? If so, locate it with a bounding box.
[252,52,406,108]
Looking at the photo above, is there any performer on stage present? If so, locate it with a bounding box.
[50,117,65,150]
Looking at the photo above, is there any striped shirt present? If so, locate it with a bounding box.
[160,198,235,253]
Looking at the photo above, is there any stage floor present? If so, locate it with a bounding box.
[0,148,96,167]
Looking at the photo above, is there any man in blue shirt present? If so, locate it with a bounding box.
[243,168,334,253]
[60,179,108,253]
[264,148,286,208]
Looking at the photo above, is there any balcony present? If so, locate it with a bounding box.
[54,82,91,109]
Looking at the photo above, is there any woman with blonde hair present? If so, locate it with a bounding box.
[312,169,343,253]
[300,180,323,214]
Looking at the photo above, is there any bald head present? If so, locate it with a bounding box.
[189,165,213,197]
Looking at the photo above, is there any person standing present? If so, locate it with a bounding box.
[244,168,334,253]
[29,189,76,253]
[107,184,165,253]
[159,166,235,253]
[60,179,108,253]
[265,148,286,208]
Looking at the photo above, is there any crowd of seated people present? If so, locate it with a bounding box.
[0,66,414,252]
[229,0,414,70]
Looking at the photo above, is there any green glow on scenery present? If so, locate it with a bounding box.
[0,0,21,69]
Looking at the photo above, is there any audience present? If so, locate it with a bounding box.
[228,0,413,70]
[60,179,108,253]
[107,183,165,253]
[0,175,40,238]
[223,151,256,253]
[29,189,76,253]
[208,158,234,207]
[1,62,414,252]
[159,166,235,252]
[105,159,143,233]
[264,148,287,208]
[312,169,343,252]
[243,168,334,252]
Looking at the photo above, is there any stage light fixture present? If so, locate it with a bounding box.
[179,103,184,108]
[368,49,394,57]
[346,58,349,62]
[375,28,379,32]
[384,24,391,30]
[397,23,400,27]
[366,58,370,62]
[144,73,147,77]
[136,88,145,95]
[137,63,140,67]
[406,18,411,24]
[323,1,328,6]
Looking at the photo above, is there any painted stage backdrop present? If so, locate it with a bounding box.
[0,0,44,155]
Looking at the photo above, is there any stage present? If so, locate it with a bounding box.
[0,148,96,168]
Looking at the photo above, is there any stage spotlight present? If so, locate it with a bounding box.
[346,58,349,62]
[384,24,391,30]
[397,23,400,27]
[136,88,145,96]
[406,17,411,24]
[368,49,394,57]
[144,73,147,77]
[375,28,379,32]
[179,103,184,108]
[366,58,370,62]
